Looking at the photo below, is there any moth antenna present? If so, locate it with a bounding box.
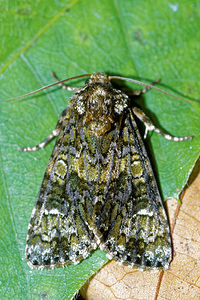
[7,74,91,102]
[109,75,192,103]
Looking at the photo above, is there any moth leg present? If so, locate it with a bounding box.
[133,107,193,141]
[131,78,161,96]
[18,128,60,152]
[51,72,80,91]
[19,106,68,152]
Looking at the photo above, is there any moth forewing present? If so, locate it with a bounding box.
[21,73,192,270]
[98,110,172,269]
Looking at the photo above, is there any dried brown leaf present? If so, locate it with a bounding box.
[81,167,200,300]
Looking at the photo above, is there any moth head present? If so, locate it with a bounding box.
[86,72,111,85]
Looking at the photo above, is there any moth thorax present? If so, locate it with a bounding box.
[87,91,113,115]
[84,94,114,136]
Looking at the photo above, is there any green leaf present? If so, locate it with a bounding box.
[0,0,199,299]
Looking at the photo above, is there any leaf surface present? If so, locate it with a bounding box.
[0,0,199,298]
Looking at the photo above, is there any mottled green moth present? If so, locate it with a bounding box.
[12,73,193,270]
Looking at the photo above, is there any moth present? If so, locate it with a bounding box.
[13,72,193,270]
